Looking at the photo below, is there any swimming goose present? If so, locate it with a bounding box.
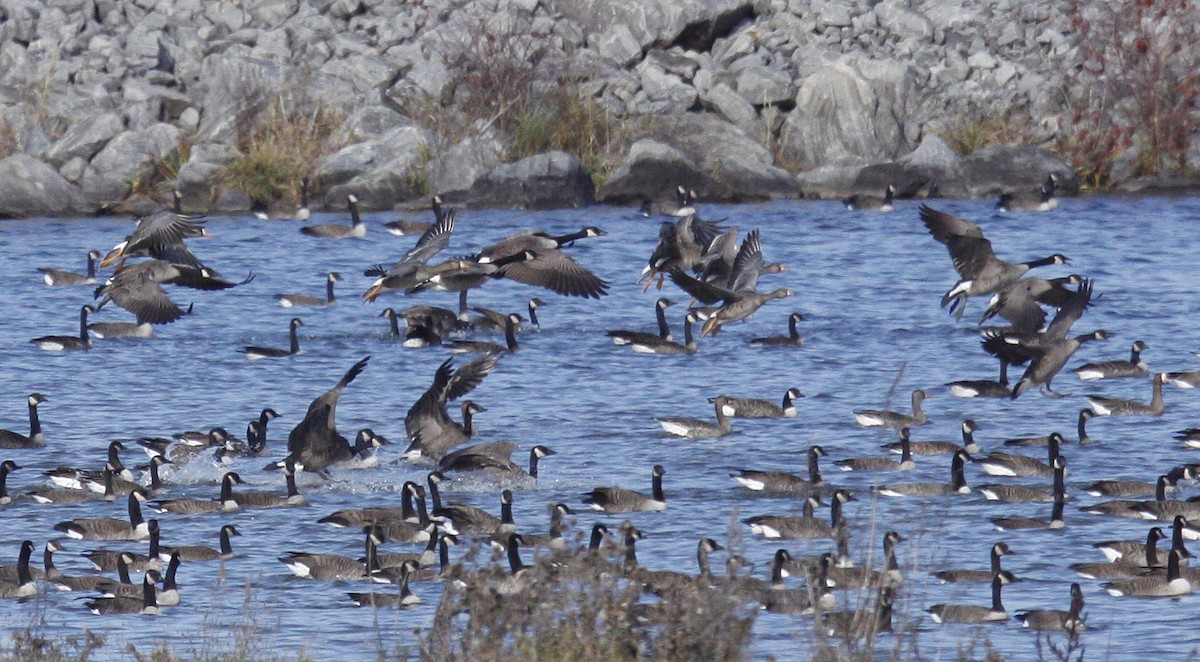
[319,481,426,531]
[273,356,369,474]
[31,304,93,351]
[45,440,133,491]
[744,489,854,540]
[882,421,981,456]
[300,194,366,238]
[1081,475,1173,519]
[732,445,825,493]
[242,318,303,359]
[150,472,243,514]
[363,208,456,302]
[1177,429,1200,448]
[348,559,422,608]
[854,389,928,429]
[0,538,49,582]
[842,184,896,211]
[979,456,1066,503]
[1094,520,1189,565]
[436,489,515,537]
[1015,582,1085,633]
[439,442,555,481]
[280,527,383,580]
[94,259,252,324]
[876,450,971,497]
[1167,369,1200,388]
[0,460,15,505]
[160,524,240,562]
[387,305,463,347]
[0,541,37,599]
[836,435,915,472]
[82,455,169,498]
[712,388,803,419]
[748,312,805,348]
[39,250,101,286]
[448,313,522,354]
[1074,340,1149,380]
[607,297,675,346]
[97,550,179,605]
[28,467,120,505]
[928,573,1009,625]
[996,173,1059,212]
[1087,372,1165,416]
[100,209,209,268]
[513,503,574,551]
[583,464,667,513]
[1132,489,1200,522]
[946,363,1011,398]
[384,195,445,236]
[403,352,500,462]
[475,227,609,298]
[626,312,700,355]
[1005,409,1093,446]
[1084,465,1190,498]
[278,272,342,307]
[630,536,723,598]
[822,530,906,590]
[931,542,1018,584]
[253,177,311,220]
[759,551,835,616]
[991,490,1065,531]
[656,396,733,438]
[1105,549,1191,597]
[473,298,544,332]
[54,492,150,540]
[0,394,47,449]
[238,462,305,508]
[975,433,1060,478]
[638,185,695,218]
[88,320,154,339]
[87,569,161,615]
[493,533,534,596]
[920,204,1069,319]
[823,587,896,637]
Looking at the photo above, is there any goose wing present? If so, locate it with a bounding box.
[499,249,608,298]
[668,269,737,305]
[728,229,765,293]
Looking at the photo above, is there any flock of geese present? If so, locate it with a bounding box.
[0,180,1196,657]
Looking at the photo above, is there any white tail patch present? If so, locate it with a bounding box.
[36,341,66,351]
[979,463,1018,477]
[734,476,766,491]
[948,384,979,398]
[657,420,693,436]
[854,413,884,427]
[1074,369,1104,380]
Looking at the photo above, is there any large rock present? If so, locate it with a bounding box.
[0,155,90,217]
[597,139,720,205]
[550,0,755,52]
[949,144,1077,198]
[450,151,595,210]
[43,112,124,167]
[427,136,505,196]
[79,123,181,209]
[318,126,434,209]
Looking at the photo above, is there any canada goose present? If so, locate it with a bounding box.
[242,317,303,359]
[842,184,896,211]
[608,298,675,346]
[280,527,383,580]
[269,356,369,474]
[1081,475,1173,519]
[402,351,500,461]
[1012,331,1114,398]
[627,312,700,355]
[1087,372,1165,416]
[363,208,456,302]
[0,538,50,583]
[320,481,426,529]
[656,396,733,438]
[748,312,805,348]
[712,388,803,419]
[977,432,1061,478]
[732,445,825,493]
[0,394,47,449]
[473,227,609,298]
[390,305,465,347]
[39,250,102,286]
[631,536,723,598]
[300,194,366,238]
[97,550,179,605]
[1105,549,1191,597]
[87,569,162,615]
[54,492,150,541]
[1016,582,1085,633]
[82,455,169,498]
[28,467,119,505]
[492,533,534,596]
[932,542,1018,584]
[81,519,161,574]
[1074,340,1149,380]
[348,559,422,608]
[1176,428,1200,448]
[160,524,240,563]
[88,320,155,339]
[514,504,574,550]
[1084,465,1190,498]
[31,305,94,350]
[150,472,243,514]
[763,552,836,615]
[439,442,555,481]
[473,298,545,333]
[824,587,896,637]
[1094,520,1190,566]
[854,389,928,429]
[882,421,981,456]
[876,450,971,497]
[238,462,305,508]
[996,173,1058,212]
[920,204,1069,319]
[744,489,854,540]
[1132,490,1200,522]
[372,525,443,569]
[253,177,311,220]
[279,272,342,307]
[979,274,1084,333]
[583,465,667,513]
[0,460,16,505]
[638,185,695,218]
[946,366,1011,398]
[437,489,515,537]
[1007,280,1105,398]
[1167,370,1200,388]
[979,456,1066,503]
[824,530,906,590]
[991,491,1066,531]
[99,208,209,268]
[405,252,537,326]
[0,541,37,599]
[1005,409,1094,446]
[94,259,252,324]
[449,313,522,354]
[45,440,133,491]
[927,574,1009,624]
[837,434,916,472]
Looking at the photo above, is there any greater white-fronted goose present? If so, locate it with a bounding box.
[656,395,733,438]
[448,313,522,354]
[54,492,151,541]
[931,542,1018,584]
[713,388,802,419]
[744,489,854,540]
[242,317,303,359]
[402,352,500,461]
[1015,582,1085,633]
[1074,340,1148,380]
[0,394,47,449]
[673,279,794,337]
[279,272,342,307]
[842,184,896,211]
[876,450,971,497]
[732,445,825,493]
[1087,372,1165,416]
[363,207,455,302]
[31,305,93,351]
[474,227,609,298]
[748,312,805,348]
[583,464,667,513]
[996,173,1058,212]
[640,210,726,290]
[607,297,675,346]
[100,209,209,268]
[300,194,366,238]
[854,389,928,429]
[927,574,1009,624]
[39,250,101,286]
[882,422,981,456]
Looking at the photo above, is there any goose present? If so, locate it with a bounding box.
[882,421,981,456]
[384,195,444,236]
[280,527,383,580]
[697,227,789,291]
[842,184,896,211]
[1132,490,1200,522]
[149,472,243,514]
[155,552,182,606]
[1087,372,1165,416]
[372,525,443,569]
[320,482,426,530]
[237,462,305,508]
[823,587,896,637]
[0,394,47,449]
[1015,582,1085,633]
[638,185,695,218]
[88,320,154,339]
[732,445,825,493]
[712,388,803,419]
[996,173,1059,212]
[363,208,456,302]
[493,533,534,596]
[974,433,1060,478]
[404,252,536,321]
[1094,520,1190,566]
[513,503,574,551]
[1105,549,1191,597]
[436,489,515,537]
[583,464,667,513]
[0,539,50,582]
[82,519,162,573]
[607,298,675,346]
[1081,475,1173,519]
[640,207,725,290]
[1074,340,1149,380]
[1167,371,1200,388]
[1007,280,1105,398]
[836,435,916,472]
[43,542,116,592]
[39,250,101,286]
[253,177,310,220]
[300,194,366,238]
[384,305,463,347]
[927,574,1009,624]
[656,396,733,438]
[762,552,836,615]
[473,227,608,298]
[99,208,209,268]
[54,492,150,541]
[242,318,303,359]
[97,550,179,605]
[854,389,928,429]
[979,456,1066,503]
[748,312,805,348]
[979,274,1084,333]
[86,569,162,615]
[160,524,240,562]
[439,443,555,481]
[45,440,133,491]
[270,356,369,474]
[632,536,723,597]
[1084,465,1190,498]
[692,284,794,337]
[876,450,971,497]
[403,352,500,461]
[82,455,169,498]
[448,313,522,354]
[28,467,120,505]
[919,204,1069,319]
[0,460,16,505]
[744,489,854,540]
[31,305,93,350]
[627,312,699,355]
[824,530,905,590]
[1006,409,1094,446]
[94,259,253,324]
[991,491,1066,531]
[473,298,544,332]
[931,542,1018,584]
[1175,428,1200,447]
[946,367,1011,398]
[278,272,342,307]
[348,559,422,608]
[0,541,37,599]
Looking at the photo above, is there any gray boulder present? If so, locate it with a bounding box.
[79,123,181,209]
[597,139,720,205]
[551,0,755,52]
[0,155,89,217]
[427,136,505,197]
[450,151,595,210]
[949,144,1077,198]
[43,112,124,168]
[319,126,434,209]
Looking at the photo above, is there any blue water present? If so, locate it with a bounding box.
[1,196,1198,660]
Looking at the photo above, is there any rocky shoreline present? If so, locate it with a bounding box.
[1,0,1197,217]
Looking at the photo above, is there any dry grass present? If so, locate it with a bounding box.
[934,114,1040,157]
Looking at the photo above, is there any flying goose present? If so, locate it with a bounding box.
[882,422,981,456]
[438,442,555,481]
[748,312,805,348]
[403,352,500,461]
[363,207,456,302]
[86,569,162,615]
[931,542,1018,584]
[31,305,93,351]
[279,272,342,307]
[404,252,536,324]
[732,445,825,493]
[979,274,1084,334]
[160,524,240,562]
[842,184,896,211]
[1073,340,1149,380]
[991,490,1066,531]
[675,280,794,337]
[974,433,1060,478]
[1015,582,1085,633]
[473,298,544,332]
[54,492,151,541]
[875,450,971,497]
[979,456,1066,503]
[448,313,522,354]
[1087,372,1165,416]
[0,394,47,449]
[1008,279,1106,398]
[854,389,928,429]
[150,472,243,514]
[1105,549,1191,597]
[39,250,101,286]
[583,464,667,513]
[836,435,916,472]
[656,396,734,438]
[744,489,854,540]
[996,173,1059,212]
[1006,409,1094,447]
[94,259,252,324]
[712,388,803,419]
[273,356,370,474]
[473,227,609,299]
[927,574,1009,624]
[300,194,366,238]
[1013,331,1114,399]
[347,559,422,608]
[607,298,675,346]
[99,208,209,268]
[624,312,700,355]
[242,318,303,359]
[696,227,789,291]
